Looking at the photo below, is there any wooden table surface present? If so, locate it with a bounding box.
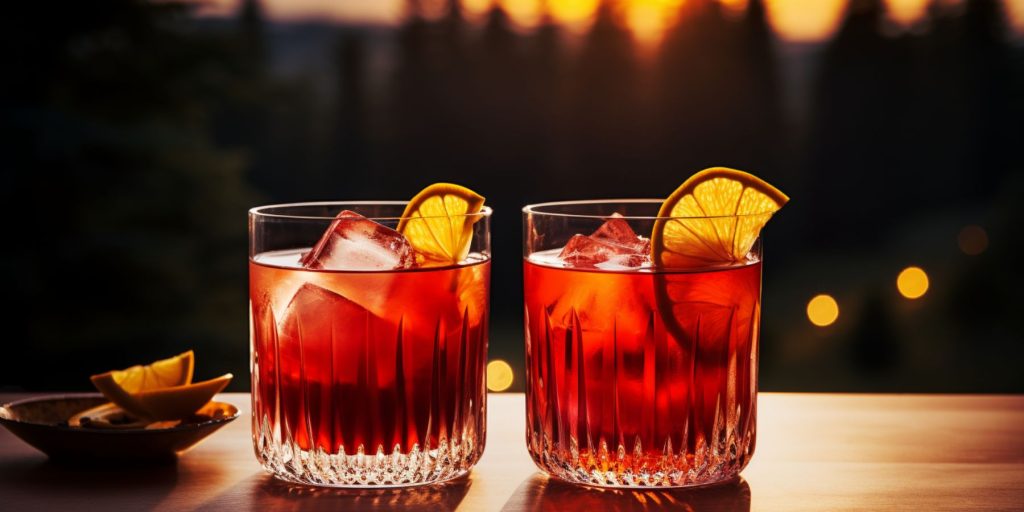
[1,393,1022,511]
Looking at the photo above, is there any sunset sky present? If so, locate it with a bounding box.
[197,0,1024,44]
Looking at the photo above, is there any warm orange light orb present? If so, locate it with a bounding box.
[763,0,847,43]
[883,0,929,27]
[807,294,839,327]
[500,0,544,27]
[486,360,514,392]
[549,0,601,25]
[897,267,929,299]
[622,0,684,46]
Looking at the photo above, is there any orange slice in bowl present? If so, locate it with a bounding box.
[132,374,233,421]
[90,351,194,417]
[91,351,232,421]
[398,183,486,266]
[650,167,788,268]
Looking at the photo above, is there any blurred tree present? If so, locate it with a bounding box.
[239,0,267,69]
[658,0,784,186]
[946,173,1024,392]
[807,0,1017,249]
[329,32,370,194]
[4,0,1022,395]
[849,290,900,379]
[389,0,474,191]
[211,0,329,202]
[806,0,913,248]
[2,0,261,389]
[957,0,1018,198]
[564,0,645,194]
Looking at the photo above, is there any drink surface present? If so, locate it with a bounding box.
[523,250,761,486]
[250,249,489,484]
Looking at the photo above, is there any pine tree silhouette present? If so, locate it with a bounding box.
[565,0,644,194]
[331,32,369,195]
[656,0,783,190]
[959,0,1017,197]
[525,2,566,200]
[389,0,474,194]
[239,0,267,74]
[805,0,916,248]
[3,0,258,389]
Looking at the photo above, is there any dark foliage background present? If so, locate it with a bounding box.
[3,0,1022,393]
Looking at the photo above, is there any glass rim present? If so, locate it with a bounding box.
[249,201,493,221]
[522,199,775,220]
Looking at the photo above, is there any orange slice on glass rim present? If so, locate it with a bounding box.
[398,183,486,266]
[650,167,787,342]
[650,167,788,268]
[398,183,488,324]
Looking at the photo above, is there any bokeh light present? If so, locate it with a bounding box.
[463,0,492,15]
[191,0,1024,42]
[622,0,684,46]
[548,0,601,27]
[884,0,930,27]
[897,266,929,299]
[501,0,544,27]
[486,359,514,392]
[719,0,750,18]
[807,294,840,327]
[763,0,847,43]
[957,225,988,256]
[420,0,451,20]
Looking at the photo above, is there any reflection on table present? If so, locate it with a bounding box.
[501,474,750,512]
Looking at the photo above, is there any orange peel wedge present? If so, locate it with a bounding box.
[90,351,231,420]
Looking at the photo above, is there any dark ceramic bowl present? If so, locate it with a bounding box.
[0,393,238,460]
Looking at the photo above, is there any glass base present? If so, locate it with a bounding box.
[265,466,471,489]
[254,417,481,488]
[528,433,755,488]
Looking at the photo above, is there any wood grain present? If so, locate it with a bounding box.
[0,393,1021,511]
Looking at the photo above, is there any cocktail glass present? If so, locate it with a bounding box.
[522,200,761,488]
[249,202,491,487]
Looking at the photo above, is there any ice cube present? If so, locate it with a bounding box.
[280,282,369,344]
[557,214,651,268]
[595,253,644,271]
[558,234,647,268]
[301,210,414,271]
[592,213,652,255]
[278,282,372,451]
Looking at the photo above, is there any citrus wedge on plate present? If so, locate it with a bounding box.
[91,351,232,420]
[131,374,233,421]
[650,167,788,268]
[398,183,486,266]
[69,402,151,429]
[90,351,194,417]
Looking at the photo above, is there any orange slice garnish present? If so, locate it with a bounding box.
[651,167,786,343]
[651,167,788,268]
[397,183,485,266]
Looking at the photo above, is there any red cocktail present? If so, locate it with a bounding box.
[523,196,772,487]
[250,199,490,487]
